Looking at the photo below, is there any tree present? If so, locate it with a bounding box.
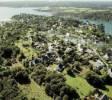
[19,53,26,61]
[63,95,69,100]
[0,77,21,100]
[45,83,51,96]
[103,75,112,85]
[0,82,3,92]
[98,24,105,33]
[86,74,106,90]
[0,57,4,65]
[15,70,30,84]
[67,67,76,77]
[55,96,61,100]
[2,48,13,59]
[44,73,79,99]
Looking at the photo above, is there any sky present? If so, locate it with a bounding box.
[0,0,112,1]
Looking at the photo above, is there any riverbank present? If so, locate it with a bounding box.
[0,7,112,35]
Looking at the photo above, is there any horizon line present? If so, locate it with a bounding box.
[0,0,112,2]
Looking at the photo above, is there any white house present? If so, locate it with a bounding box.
[86,49,93,54]
[103,54,109,60]
[48,43,54,52]
[96,60,104,69]
[56,57,63,63]
[75,29,83,33]
[66,33,70,38]
[77,43,83,52]
[108,68,112,78]
[65,47,72,53]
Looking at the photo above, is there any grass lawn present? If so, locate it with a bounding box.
[18,79,51,100]
[65,75,94,98]
[15,36,51,100]
[66,75,112,98]
[15,40,38,59]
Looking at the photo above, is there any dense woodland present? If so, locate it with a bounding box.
[55,10,112,21]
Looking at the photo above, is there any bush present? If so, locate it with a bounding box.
[0,82,3,92]
[45,73,79,99]
[19,53,26,61]
[2,48,13,59]
[0,77,20,100]
[67,68,75,77]
[63,95,69,100]
[1,46,20,59]
[5,60,12,66]
[0,57,4,65]
[15,70,30,84]
[45,83,51,96]
[32,65,47,85]
[55,96,62,100]
[86,74,106,90]
[103,75,112,85]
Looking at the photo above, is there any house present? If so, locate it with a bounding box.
[96,60,104,70]
[54,40,58,45]
[94,93,109,100]
[29,60,32,67]
[107,49,112,61]
[92,89,109,100]
[80,37,86,45]
[86,48,93,54]
[56,57,63,63]
[34,58,41,64]
[64,38,69,43]
[85,89,109,100]
[66,33,70,38]
[103,54,109,60]
[108,68,112,78]
[46,66,52,71]
[65,47,72,53]
[48,43,54,52]
[41,55,49,62]
[34,42,38,46]
[99,94,109,100]
[75,29,83,33]
[32,60,36,65]
[89,60,104,70]
[72,68,80,75]
[77,43,83,52]
[56,63,64,72]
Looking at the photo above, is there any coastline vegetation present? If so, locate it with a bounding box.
[0,14,112,100]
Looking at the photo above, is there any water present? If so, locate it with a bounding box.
[0,7,112,35]
[82,19,112,35]
[0,7,52,21]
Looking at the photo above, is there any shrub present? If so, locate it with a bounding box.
[63,95,69,100]
[2,48,13,59]
[15,70,30,84]
[103,75,112,85]
[86,74,106,90]
[67,68,75,77]
[0,77,20,100]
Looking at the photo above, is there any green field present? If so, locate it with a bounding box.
[66,75,94,98]
[18,79,52,100]
[66,75,112,98]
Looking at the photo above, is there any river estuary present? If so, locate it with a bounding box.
[0,7,112,35]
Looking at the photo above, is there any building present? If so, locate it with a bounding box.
[108,68,112,78]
